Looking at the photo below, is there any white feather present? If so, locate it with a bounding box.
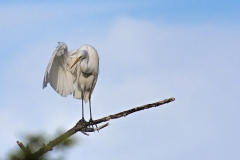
[43,43,99,102]
[43,42,76,97]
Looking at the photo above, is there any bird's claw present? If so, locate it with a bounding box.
[88,118,99,132]
[78,118,88,128]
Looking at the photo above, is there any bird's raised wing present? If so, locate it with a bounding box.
[42,43,76,97]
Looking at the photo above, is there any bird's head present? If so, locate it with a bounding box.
[70,50,87,69]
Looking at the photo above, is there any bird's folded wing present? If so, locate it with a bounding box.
[42,48,75,97]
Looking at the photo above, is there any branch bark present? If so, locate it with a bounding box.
[17,97,175,159]
[93,97,175,124]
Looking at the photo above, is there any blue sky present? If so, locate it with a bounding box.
[0,1,240,160]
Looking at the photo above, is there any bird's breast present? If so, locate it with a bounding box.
[78,73,95,91]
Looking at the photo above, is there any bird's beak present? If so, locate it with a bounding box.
[70,56,81,69]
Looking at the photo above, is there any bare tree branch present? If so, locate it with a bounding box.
[92,97,175,125]
[17,97,175,159]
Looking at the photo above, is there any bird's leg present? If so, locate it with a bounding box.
[89,98,98,129]
[89,98,93,120]
[78,98,87,127]
[82,98,84,119]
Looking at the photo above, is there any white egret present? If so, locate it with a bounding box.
[43,42,99,126]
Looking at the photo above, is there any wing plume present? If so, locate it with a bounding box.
[43,42,75,97]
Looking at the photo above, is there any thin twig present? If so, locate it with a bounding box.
[16,141,28,154]
[94,123,109,131]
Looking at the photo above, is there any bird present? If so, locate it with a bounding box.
[43,42,99,126]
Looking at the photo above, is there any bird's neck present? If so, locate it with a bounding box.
[80,58,92,74]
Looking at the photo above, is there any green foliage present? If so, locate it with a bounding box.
[7,130,78,160]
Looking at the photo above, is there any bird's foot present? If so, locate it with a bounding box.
[88,118,98,132]
[78,118,88,128]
